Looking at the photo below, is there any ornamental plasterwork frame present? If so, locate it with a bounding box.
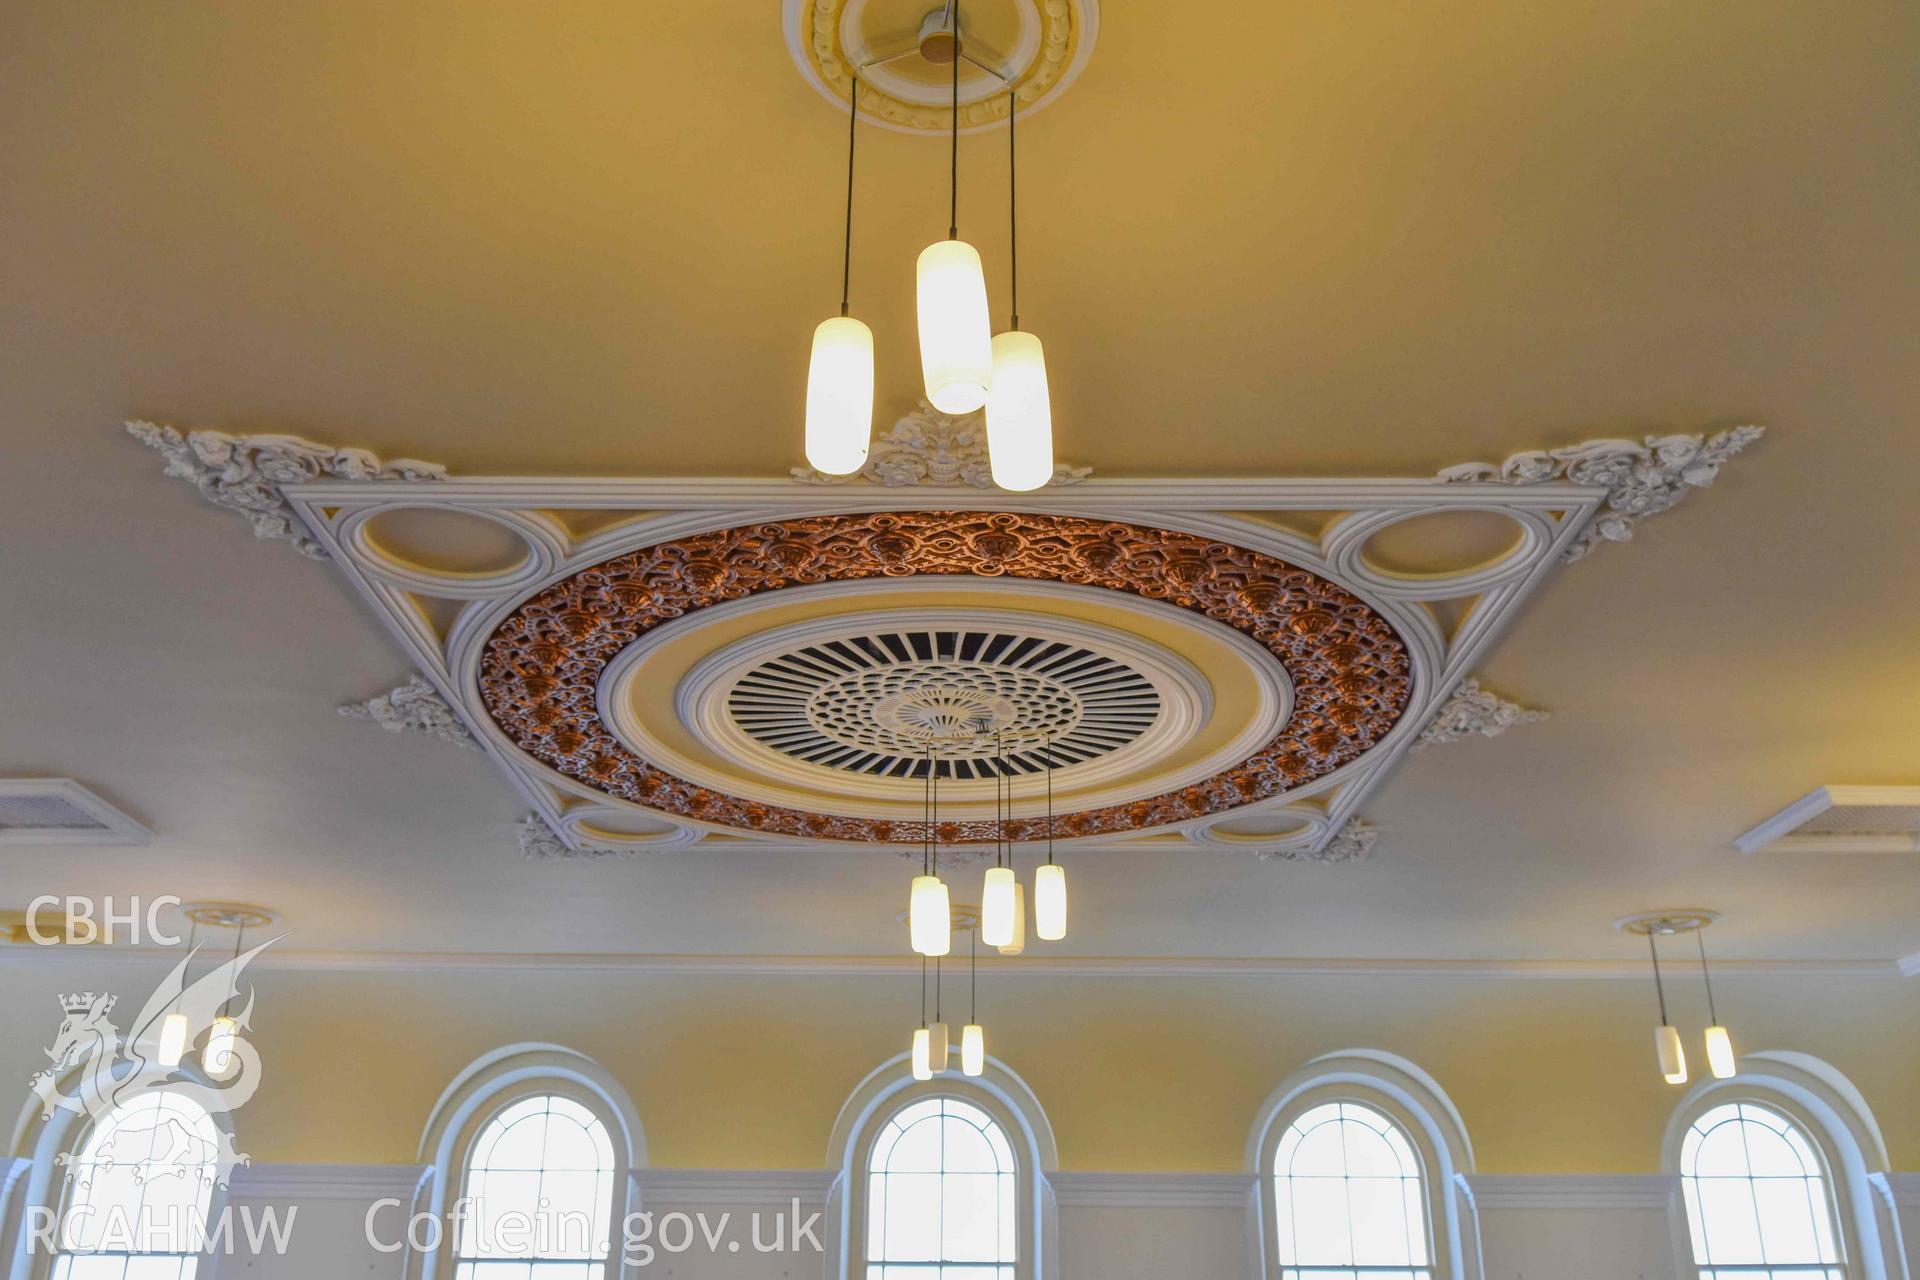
[339,675,480,751]
[1412,679,1548,751]
[791,399,1092,489]
[276,472,1612,858]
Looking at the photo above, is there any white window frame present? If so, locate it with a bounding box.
[826,1053,1059,1280]
[1247,1050,1482,1280]
[4,1067,234,1280]
[1664,1051,1901,1280]
[412,1044,645,1280]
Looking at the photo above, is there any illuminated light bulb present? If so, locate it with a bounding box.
[986,330,1055,491]
[928,1022,950,1074]
[1704,1025,1736,1080]
[205,1016,239,1078]
[157,1012,189,1068]
[981,866,1017,947]
[804,316,875,475]
[997,883,1026,956]
[916,240,993,414]
[911,1028,933,1081]
[909,875,952,957]
[961,1024,985,1077]
[1034,863,1066,941]
[1656,1024,1688,1085]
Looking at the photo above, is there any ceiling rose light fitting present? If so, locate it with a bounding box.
[1618,910,1729,1086]
[805,0,1057,488]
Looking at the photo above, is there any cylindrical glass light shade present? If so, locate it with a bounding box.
[805,315,875,475]
[986,330,1055,491]
[157,1011,189,1068]
[916,240,993,414]
[1704,1025,1736,1080]
[997,883,1026,956]
[909,875,951,957]
[961,1024,985,1077]
[1033,862,1066,941]
[981,866,1017,947]
[1655,1024,1689,1085]
[928,1022,950,1074]
[911,1027,933,1081]
[205,1015,239,1077]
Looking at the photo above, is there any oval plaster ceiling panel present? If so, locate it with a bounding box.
[477,511,1414,843]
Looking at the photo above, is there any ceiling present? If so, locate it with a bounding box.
[2,0,1917,964]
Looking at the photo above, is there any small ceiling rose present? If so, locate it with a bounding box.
[784,0,1102,135]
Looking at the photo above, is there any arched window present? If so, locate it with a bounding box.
[1680,1102,1845,1278]
[452,1093,617,1277]
[1249,1051,1478,1280]
[54,1089,221,1279]
[827,1054,1056,1280]
[416,1045,644,1280]
[1271,1101,1431,1278]
[864,1096,1017,1277]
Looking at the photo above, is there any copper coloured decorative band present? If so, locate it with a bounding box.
[478,512,1412,842]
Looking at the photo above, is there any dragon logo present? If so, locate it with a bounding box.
[30,939,274,1189]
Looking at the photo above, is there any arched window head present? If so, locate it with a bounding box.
[1681,1102,1845,1277]
[453,1093,618,1277]
[865,1095,1018,1277]
[55,1089,221,1278]
[1272,1101,1432,1278]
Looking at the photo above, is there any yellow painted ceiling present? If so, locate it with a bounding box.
[2,1,1918,963]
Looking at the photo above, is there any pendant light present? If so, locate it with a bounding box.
[916,1,994,415]
[998,882,1026,956]
[805,76,875,475]
[986,88,1056,491]
[911,956,934,1080]
[961,926,985,1076]
[204,917,245,1079]
[1032,733,1067,940]
[1647,930,1688,1085]
[1696,930,1737,1080]
[156,918,194,1068]
[981,738,1017,946]
[928,958,951,1073]
[909,750,952,957]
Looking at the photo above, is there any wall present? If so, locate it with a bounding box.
[3,951,1917,1277]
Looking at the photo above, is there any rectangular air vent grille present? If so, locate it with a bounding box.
[1734,786,1920,855]
[0,779,153,846]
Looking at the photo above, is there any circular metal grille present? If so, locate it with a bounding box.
[726,628,1160,780]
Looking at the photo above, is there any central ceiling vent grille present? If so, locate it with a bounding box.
[1733,785,1920,854]
[0,779,153,846]
[727,627,1161,780]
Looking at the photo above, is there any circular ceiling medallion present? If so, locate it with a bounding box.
[727,625,1160,779]
[783,0,1100,134]
[478,512,1413,843]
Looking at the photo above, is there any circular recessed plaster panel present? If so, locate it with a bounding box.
[478,511,1413,843]
[784,0,1099,134]
[729,625,1159,779]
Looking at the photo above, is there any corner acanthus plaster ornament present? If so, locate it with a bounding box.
[514,815,630,862]
[791,399,1092,488]
[1437,426,1764,562]
[1412,678,1549,751]
[339,675,480,751]
[126,421,447,559]
[1256,818,1378,865]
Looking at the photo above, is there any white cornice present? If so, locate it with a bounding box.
[1459,1174,1677,1211]
[1876,1172,1920,1208]
[1050,1172,1253,1208]
[637,1170,834,1205]
[227,1163,429,1200]
[0,946,1901,981]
